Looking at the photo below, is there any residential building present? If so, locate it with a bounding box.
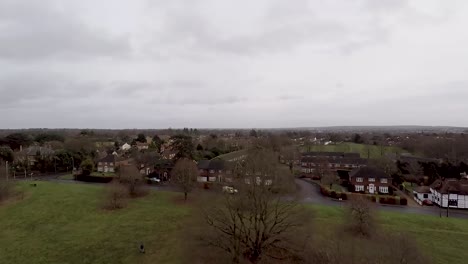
[153,159,174,181]
[197,159,231,183]
[413,186,432,205]
[349,166,392,194]
[16,146,55,166]
[97,155,116,173]
[136,142,149,151]
[300,152,367,176]
[430,178,468,209]
[121,143,131,151]
[161,149,177,160]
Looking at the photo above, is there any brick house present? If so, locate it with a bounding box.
[349,166,392,194]
[300,152,367,177]
[97,155,116,173]
[197,159,233,183]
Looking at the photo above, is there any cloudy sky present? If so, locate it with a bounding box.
[1,0,467,128]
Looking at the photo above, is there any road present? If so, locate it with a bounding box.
[295,178,468,219]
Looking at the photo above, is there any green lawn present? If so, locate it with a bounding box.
[57,174,75,180]
[0,182,189,264]
[212,149,247,161]
[301,142,404,159]
[309,205,468,264]
[1,182,467,264]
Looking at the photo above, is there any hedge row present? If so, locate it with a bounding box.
[75,174,114,183]
[320,186,407,205]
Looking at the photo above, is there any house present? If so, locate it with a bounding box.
[413,186,432,205]
[136,142,149,151]
[97,155,116,173]
[349,166,392,194]
[430,178,468,209]
[153,159,175,181]
[197,159,231,183]
[161,149,177,160]
[16,146,55,166]
[121,143,131,151]
[138,164,154,176]
[300,152,367,176]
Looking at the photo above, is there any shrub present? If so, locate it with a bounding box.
[387,197,396,204]
[400,197,408,206]
[0,180,14,202]
[102,182,127,210]
[341,193,348,200]
[330,191,337,199]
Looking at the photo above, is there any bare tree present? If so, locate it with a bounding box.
[172,158,198,201]
[197,149,312,263]
[345,195,375,237]
[102,181,128,210]
[119,165,147,197]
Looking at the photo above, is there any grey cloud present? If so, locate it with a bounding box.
[0,0,130,61]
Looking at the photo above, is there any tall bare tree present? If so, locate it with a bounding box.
[345,195,376,237]
[172,158,198,201]
[198,149,311,263]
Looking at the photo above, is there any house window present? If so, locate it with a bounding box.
[380,178,388,184]
[356,177,363,183]
[209,170,215,174]
[423,194,428,199]
[448,199,458,207]
[355,185,364,192]
[369,178,375,182]
[98,162,102,166]
[218,170,222,173]
[379,186,388,193]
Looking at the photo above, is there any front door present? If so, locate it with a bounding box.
[368,184,375,194]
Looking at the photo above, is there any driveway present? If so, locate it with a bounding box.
[295,178,468,219]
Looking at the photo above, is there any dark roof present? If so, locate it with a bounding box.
[302,152,361,159]
[413,186,431,194]
[349,166,390,179]
[301,156,367,165]
[98,155,115,163]
[197,159,225,170]
[430,179,468,195]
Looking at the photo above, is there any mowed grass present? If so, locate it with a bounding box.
[309,205,468,264]
[1,182,467,264]
[0,181,189,264]
[301,142,404,159]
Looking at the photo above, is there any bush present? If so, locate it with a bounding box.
[341,193,348,200]
[0,180,14,202]
[102,182,128,210]
[400,197,408,205]
[75,174,113,183]
[330,191,337,199]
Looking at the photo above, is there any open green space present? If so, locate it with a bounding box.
[1,181,467,264]
[0,182,188,264]
[212,149,247,161]
[309,205,468,264]
[57,174,75,180]
[301,142,404,159]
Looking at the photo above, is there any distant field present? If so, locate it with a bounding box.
[1,182,466,264]
[301,142,404,159]
[212,149,247,161]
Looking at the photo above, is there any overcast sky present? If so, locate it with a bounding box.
[1,0,468,129]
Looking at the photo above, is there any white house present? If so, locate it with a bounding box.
[412,186,432,205]
[121,143,131,151]
[430,178,468,209]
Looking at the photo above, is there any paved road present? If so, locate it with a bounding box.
[296,178,468,219]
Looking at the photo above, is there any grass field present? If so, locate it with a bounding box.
[1,182,467,264]
[0,182,189,264]
[57,174,74,180]
[310,205,468,264]
[301,142,405,159]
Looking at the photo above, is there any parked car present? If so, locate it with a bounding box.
[146,177,161,184]
[422,199,433,206]
[222,186,238,194]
